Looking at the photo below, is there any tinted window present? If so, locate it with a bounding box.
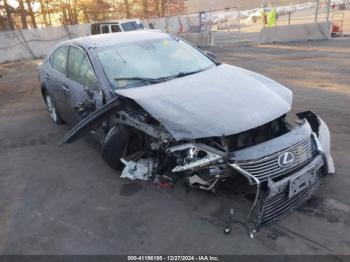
[67,46,99,92]
[121,21,144,31]
[101,25,109,34]
[91,24,100,35]
[111,25,121,32]
[51,46,68,74]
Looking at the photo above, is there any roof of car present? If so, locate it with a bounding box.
[62,30,168,49]
[91,19,143,25]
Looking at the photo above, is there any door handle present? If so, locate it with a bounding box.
[62,85,71,95]
[44,73,50,79]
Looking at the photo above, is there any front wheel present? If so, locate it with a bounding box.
[102,125,144,171]
[45,94,64,124]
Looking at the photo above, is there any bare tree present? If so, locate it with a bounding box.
[25,0,37,28]
[38,0,49,26]
[66,0,75,25]
[46,0,52,26]
[18,0,28,29]
[154,0,161,17]
[142,0,148,18]
[59,0,69,25]
[2,0,15,30]
[72,0,78,24]
[124,0,131,18]
[0,0,187,31]
[160,0,167,16]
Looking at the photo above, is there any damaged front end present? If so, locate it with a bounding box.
[116,110,334,236]
[163,112,334,232]
[61,96,334,236]
[228,111,334,235]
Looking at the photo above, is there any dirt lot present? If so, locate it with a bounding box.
[0,38,349,256]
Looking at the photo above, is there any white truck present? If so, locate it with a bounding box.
[91,19,146,35]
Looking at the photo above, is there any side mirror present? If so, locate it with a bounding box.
[204,51,216,60]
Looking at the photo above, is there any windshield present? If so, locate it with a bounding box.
[96,37,215,90]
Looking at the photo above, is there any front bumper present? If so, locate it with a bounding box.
[238,155,323,229]
[228,114,334,234]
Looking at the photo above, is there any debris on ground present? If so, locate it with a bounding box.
[120,158,156,181]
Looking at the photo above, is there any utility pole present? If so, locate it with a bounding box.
[326,0,331,22]
[315,0,320,22]
[237,0,240,33]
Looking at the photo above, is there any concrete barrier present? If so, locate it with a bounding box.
[260,22,332,43]
[0,21,211,63]
[0,24,90,63]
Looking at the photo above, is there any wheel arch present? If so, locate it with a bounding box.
[40,83,48,103]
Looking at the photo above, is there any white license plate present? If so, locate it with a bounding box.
[289,167,316,198]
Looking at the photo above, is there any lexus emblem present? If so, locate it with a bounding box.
[278,152,295,168]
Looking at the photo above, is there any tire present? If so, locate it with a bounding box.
[45,94,65,125]
[102,125,133,171]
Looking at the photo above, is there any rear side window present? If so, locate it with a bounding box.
[111,25,121,33]
[101,25,110,34]
[51,46,68,74]
[67,46,99,92]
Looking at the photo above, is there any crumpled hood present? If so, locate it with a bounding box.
[115,64,293,141]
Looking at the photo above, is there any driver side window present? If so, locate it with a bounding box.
[67,46,99,92]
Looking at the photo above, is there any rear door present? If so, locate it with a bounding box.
[46,46,69,120]
[61,45,102,124]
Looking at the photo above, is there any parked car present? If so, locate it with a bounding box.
[91,19,146,35]
[38,31,334,235]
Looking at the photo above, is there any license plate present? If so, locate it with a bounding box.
[289,167,316,198]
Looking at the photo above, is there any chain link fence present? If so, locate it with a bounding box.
[147,0,350,44]
[1,0,349,63]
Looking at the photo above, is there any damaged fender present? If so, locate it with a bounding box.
[297,111,335,174]
[318,118,335,174]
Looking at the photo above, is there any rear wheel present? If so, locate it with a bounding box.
[45,94,64,124]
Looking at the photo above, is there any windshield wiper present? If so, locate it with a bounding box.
[113,77,170,84]
[113,66,214,86]
[172,66,214,79]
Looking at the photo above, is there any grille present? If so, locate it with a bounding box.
[259,172,321,225]
[236,137,315,182]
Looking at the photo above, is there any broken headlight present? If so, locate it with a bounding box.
[168,143,225,173]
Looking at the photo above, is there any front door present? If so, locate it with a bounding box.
[61,45,102,125]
